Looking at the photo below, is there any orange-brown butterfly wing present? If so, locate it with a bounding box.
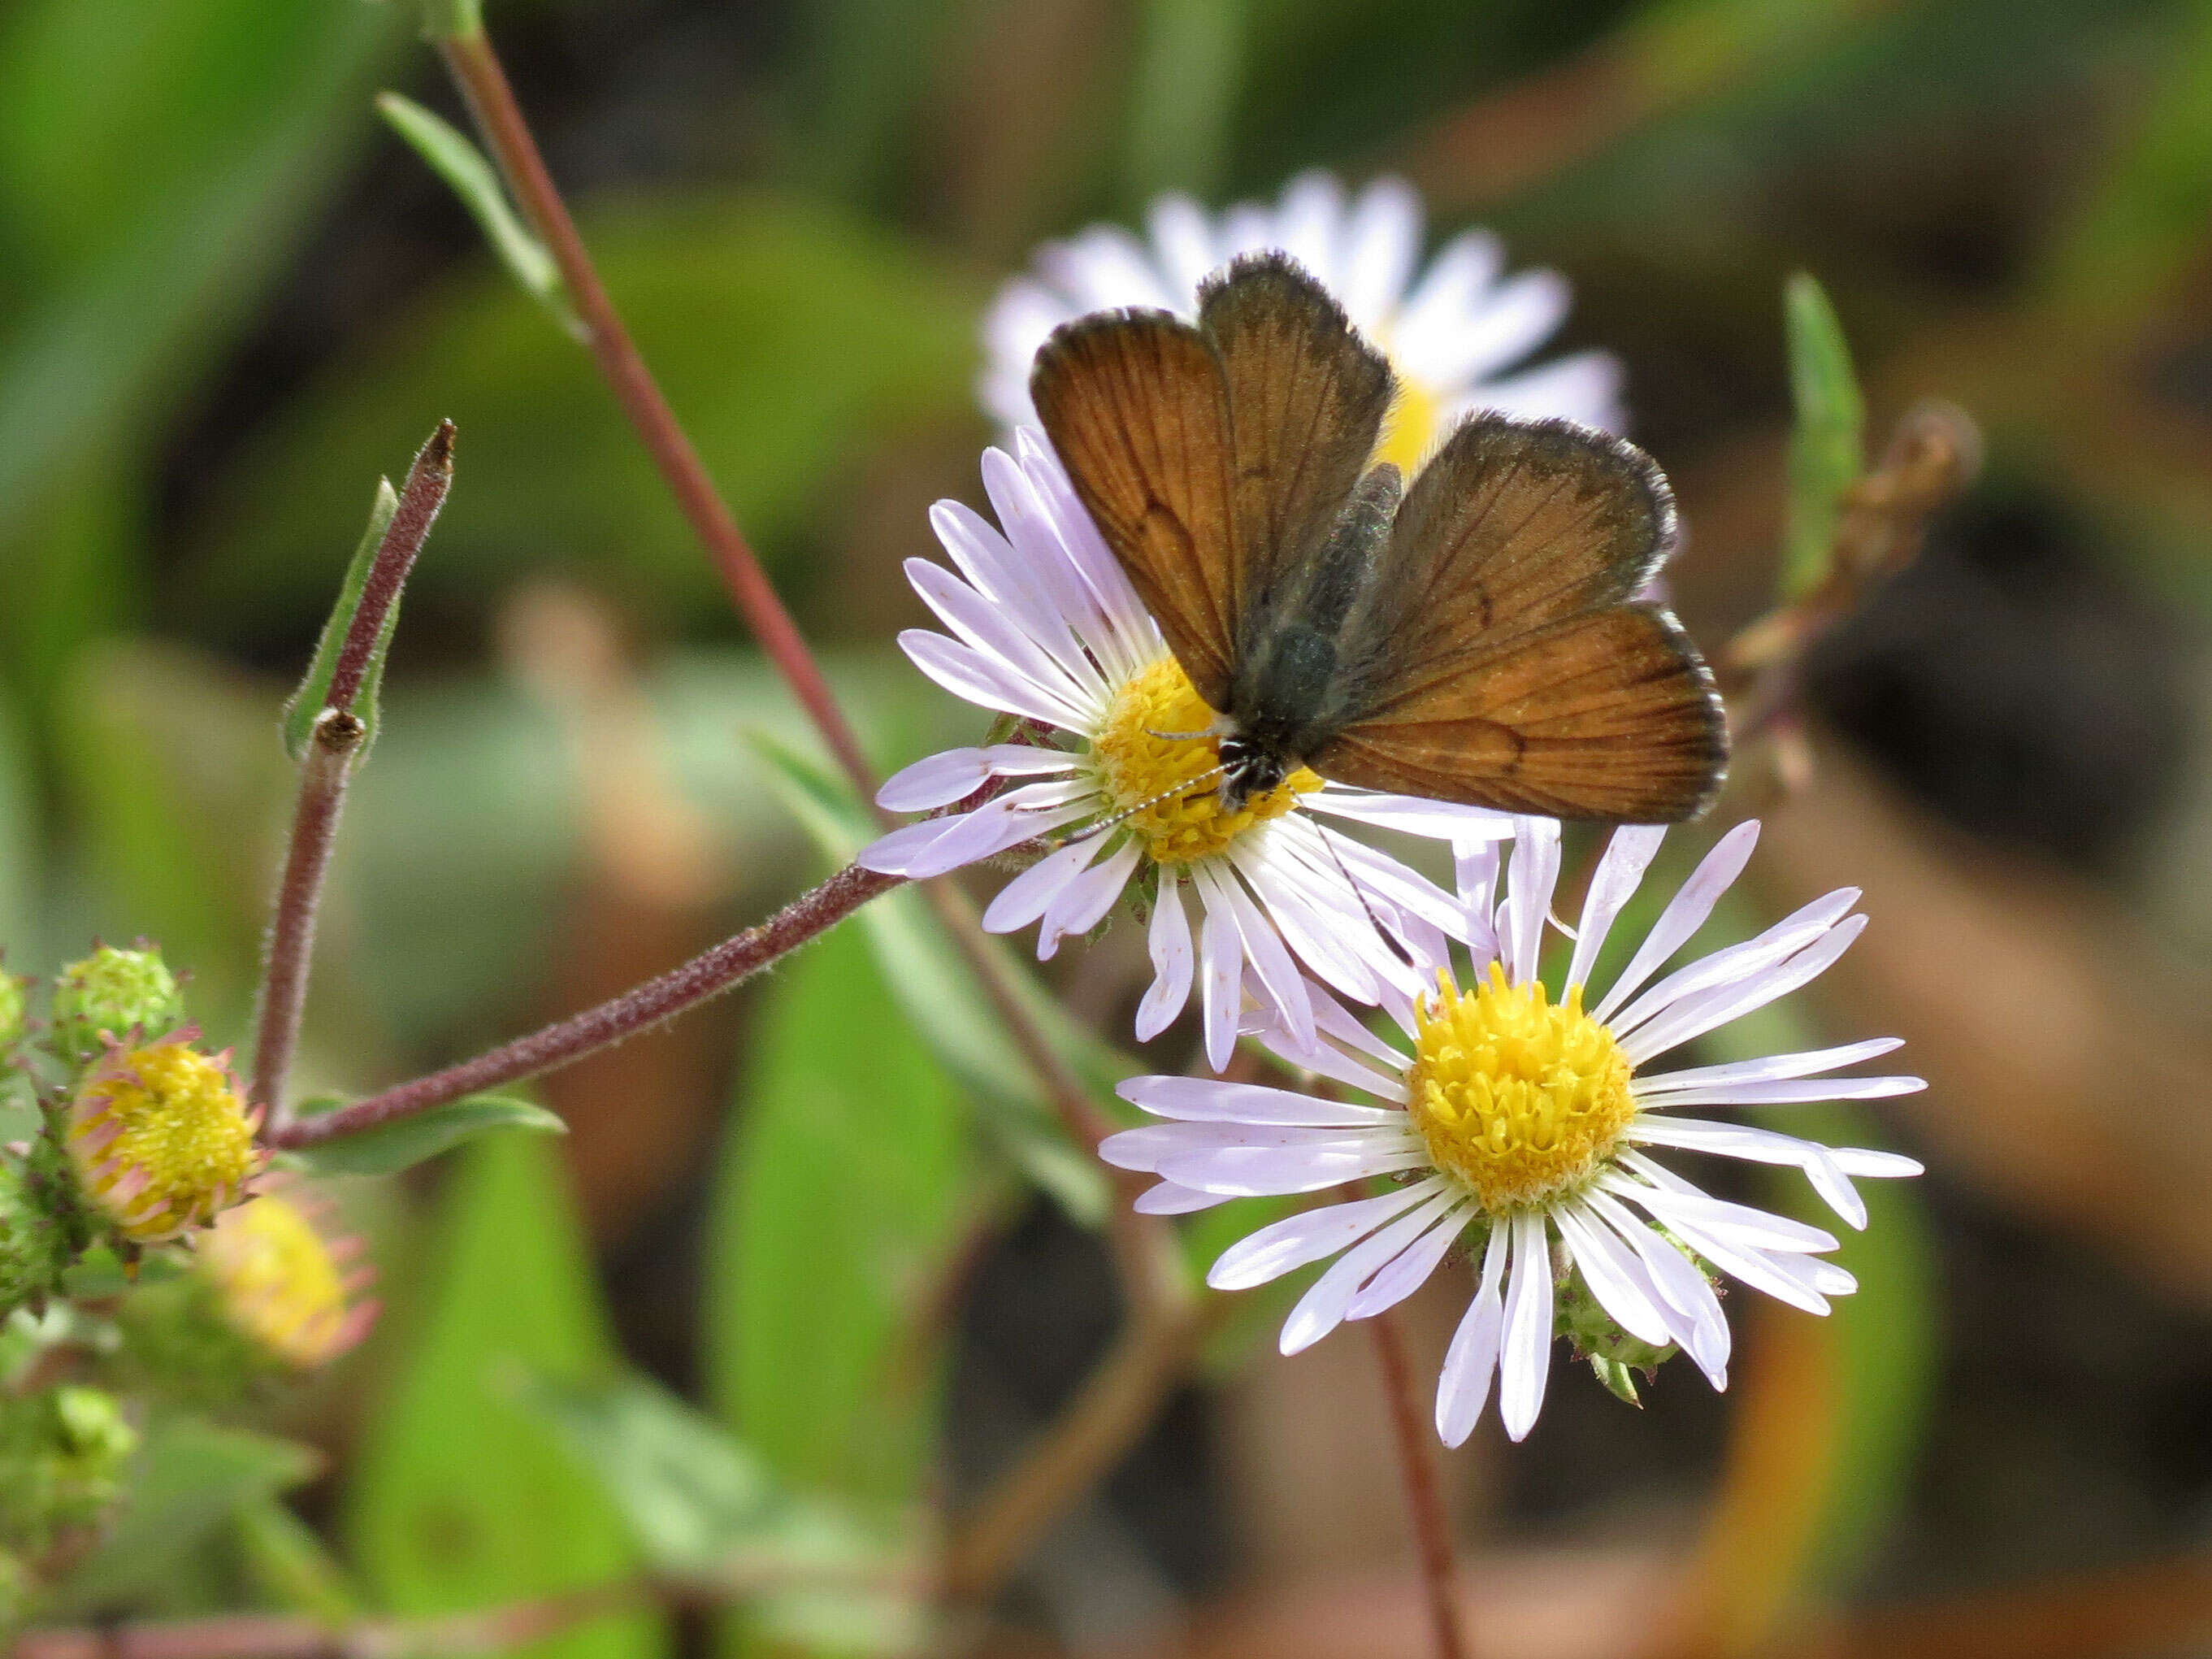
[1195,255,1394,663]
[1031,307,1243,708]
[1312,417,1726,820]
[1312,607,1727,819]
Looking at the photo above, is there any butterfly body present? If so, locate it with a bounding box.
[1032,253,1728,823]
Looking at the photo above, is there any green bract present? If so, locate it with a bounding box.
[49,945,184,1068]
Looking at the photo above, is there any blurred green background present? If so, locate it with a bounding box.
[7,0,2212,1654]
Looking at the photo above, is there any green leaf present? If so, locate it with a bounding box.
[282,1092,566,1178]
[234,1494,362,1622]
[376,93,575,333]
[744,729,1116,1222]
[280,478,397,762]
[705,922,974,1505]
[54,1414,321,1613]
[346,1131,665,1659]
[1779,272,1865,602]
[419,0,483,42]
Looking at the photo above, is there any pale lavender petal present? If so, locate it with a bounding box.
[876,748,994,813]
[1553,1204,1672,1346]
[1345,1198,1473,1321]
[1303,789,1512,840]
[900,788,1091,879]
[1633,1038,1905,1093]
[1607,889,1859,1040]
[1104,1121,1399,1170]
[1035,839,1142,958]
[1581,1192,1730,1386]
[1567,826,1667,992]
[1591,819,1760,1023]
[1503,817,1561,986]
[982,837,1103,934]
[1230,836,1379,1005]
[1615,1196,1833,1317]
[1117,1074,1399,1127]
[1832,1149,1924,1177]
[905,557,1096,719]
[1280,1188,1464,1354]
[898,629,1089,730]
[1464,350,1627,432]
[1625,1118,1871,1230]
[1204,864,1316,1055]
[1154,1140,1429,1196]
[1014,431,1160,664]
[1199,879,1243,1071]
[1633,1075,1924,1110]
[1212,1178,1448,1292]
[1621,914,1868,1066]
[1602,1163,1839,1253]
[857,816,966,875]
[1499,1210,1555,1441]
[1437,1224,1509,1446]
[1134,1180,1230,1214]
[1135,874,1195,1041]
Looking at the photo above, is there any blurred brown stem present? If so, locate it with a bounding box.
[437,30,878,803]
[270,862,902,1149]
[252,423,453,1131]
[1372,1311,1469,1659]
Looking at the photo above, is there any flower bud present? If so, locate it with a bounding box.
[0,1385,137,1558]
[0,1154,72,1318]
[67,1027,261,1242]
[200,1190,378,1370]
[49,945,184,1068]
[1554,1260,1677,1405]
[0,967,24,1056]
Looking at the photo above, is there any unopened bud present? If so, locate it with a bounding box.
[50,945,184,1068]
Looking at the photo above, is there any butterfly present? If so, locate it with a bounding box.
[1029,252,1728,823]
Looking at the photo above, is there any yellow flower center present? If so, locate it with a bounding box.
[1373,365,1443,477]
[1091,656,1319,864]
[1403,965,1636,1213]
[201,1196,352,1370]
[70,1040,258,1240]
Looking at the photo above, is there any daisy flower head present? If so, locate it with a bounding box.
[198,1186,379,1371]
[857,435,1513,1069]
[1101,817,1926,1444]
[980,171,1625,471]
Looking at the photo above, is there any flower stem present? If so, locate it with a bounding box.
[271,862,901,1149]
[1371,1310,1469,1659]
[436,30,878,802]
[252,426,453,1131]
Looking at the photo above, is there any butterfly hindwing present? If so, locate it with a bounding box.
[1030,306,1243,708]
[1311,606,1727,819]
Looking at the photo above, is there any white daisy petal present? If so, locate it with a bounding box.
[1135,873,1195,1041]
[1134,1180,1231,1215]
[1503,817,1561,985]
[1208,1178,1450,1290]
[1832,1148,1925,1177]
[1035,839,1143,958]
[1103,1121,1398,1170]
[1346,1198,1474,1322]
[1393,228,1504,367]
[1116,1075,1399,1127]
[1340,176,1423,328]
[1199,890,1244,1071]
[1499,1211,1555,1441]
[1281,1189,1465,1353]
[1438,1223,1509,1446]
[1583,1188,1731,1386]
[1566,825,1667,993]
[1633,1075,1925,1110]
[982,837,1104,934]
[897,629,1090,731]
[1591,820,1760,1023]
[1607,888,1861,1039]
[1633,1037,1906,1093]
[1303,789,1513,841]
[1554,1203,1672,1346]
[1625,1117,1868,1231]
[1154,1140,1429,1197]
[1620,914,1869,1066]
[1458,349,1626,432]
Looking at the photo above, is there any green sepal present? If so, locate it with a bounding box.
[279,1091,565,1177]
[1779,272,1866,602]
[375,93,579,336]
[280,478,399,763]
[1590,1353,1646,1406]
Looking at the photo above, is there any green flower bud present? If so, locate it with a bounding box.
[0,1385,137,1557]
[0,969,24,1055]
[50,945,184,1068]
[0,1154,72,1318]
[1553,1260,1677,1406]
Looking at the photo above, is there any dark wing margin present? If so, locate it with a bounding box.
[1329,415,1678,718]
[1195,253,1394,659]
[1310,606,1728,823]
[1031,306,1242,709]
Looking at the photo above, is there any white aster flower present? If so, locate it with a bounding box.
[981,170,1626,471]
[1101,816,1926,1444]
[857,433,1512,1069]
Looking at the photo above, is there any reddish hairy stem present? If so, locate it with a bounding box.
[1372,1312,1469,1659]
[252,722,359,1127]
[323,423,453,716]
[271,862,901,1149]
[437,32,878,802]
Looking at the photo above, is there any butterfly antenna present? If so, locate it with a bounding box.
[1042,763,1231,853]
[1317,826,1416,970]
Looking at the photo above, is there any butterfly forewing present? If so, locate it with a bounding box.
[1030,308,1243,708]
[1194,257,1394,662]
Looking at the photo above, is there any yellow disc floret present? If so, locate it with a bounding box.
[1091,656,1319,864]
[1404,964,1636,1212]
[1373,369,1442,478]
[200,1195,359,1370]
[68,1029,261,1242]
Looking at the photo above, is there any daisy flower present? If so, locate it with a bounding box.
[980,170,1624,473]
[1100,817,1926,1444]
[857,434,1512,1069]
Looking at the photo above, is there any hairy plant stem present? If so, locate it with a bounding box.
[1372,1311,1469,1659]
[271,863,901,1149]
[252,424,453,1131]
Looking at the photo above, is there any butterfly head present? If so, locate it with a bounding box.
[1215,732,1292,816]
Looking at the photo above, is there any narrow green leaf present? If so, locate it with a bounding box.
[346,1131,665,1659]
[705,922,974,1503]
[280,478,397,762]
[54,1414,322,1613]
[1779,272,1865,602]
[419,0,484,41]
[744,729,1114,1221]
[234,1494,362,1622]
[375,93,577,333]
[283,1092,566,1177]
